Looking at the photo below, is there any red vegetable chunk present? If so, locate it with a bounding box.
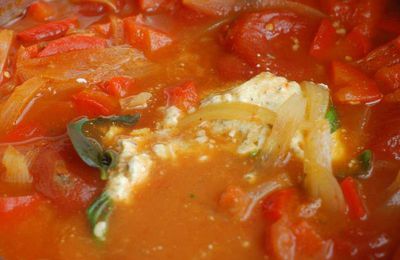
[27,1,55,22]
[37,35,108,57]
[164,81,199,110]
[341,177,367,220]
[331,61,383,104]
[73,90,120,118]
[17,18,78,44]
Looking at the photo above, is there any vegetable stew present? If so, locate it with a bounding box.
[0,0,400,259]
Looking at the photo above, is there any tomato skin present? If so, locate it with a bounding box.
[17,18,78,44]
[331,61,383,104]
[73,90,120,118]
[222,10,321,81]
[375,64,400,94]
[310,19,337,60]
[124,16,173,55]
[164,81,199,110]
[31,147,100,211]
[261,188,297,223]
[101,76,135,98]
[37,35,108,57]
[341,177,367,220]
[357,36,400,74]
[28,1,55,22]
[0,123,45,143]
[79,2,106,16]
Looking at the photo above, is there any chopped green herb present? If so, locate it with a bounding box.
[189,193,196,199]
[67,114,140,180]
[358,149,373,173]
[87,192,113,241]
[326,104,340,133]
[249,150,259,157]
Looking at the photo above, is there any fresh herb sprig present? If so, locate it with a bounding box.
[326,104,340,133]
[67,114,140,180]
[87,192,113,241]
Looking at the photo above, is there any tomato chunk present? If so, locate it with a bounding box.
[357,36,400,74]
[222,10,320,81]
[164,81,199,110]
[37,35,108,57]
[137,0,175,13]
[374,64,400,94]
[331,61,383,104]
[124,16,173,55]
[73,90,120,118]
[31,147,100,211]
[100,76,135,98]
[262,188,297,223]
[28,1,55,22]
[79,2,106,16]
[310,19,337,60]
[17,18,78,44]
[341,177,367,220]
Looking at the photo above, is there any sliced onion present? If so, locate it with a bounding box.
[302,81,329,122]
[0,29,14,76]
[261,94,306,166]
[2,146,32,184]
[120,92,152,111]
[179,102,276,128]
[0,77,46,134]
[109,15,124,45]
[303,119,345,214]
[17,46,157,84]
[240,173,291,221]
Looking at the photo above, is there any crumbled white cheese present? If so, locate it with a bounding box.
[108,139,153,202]
[162,106,182,128]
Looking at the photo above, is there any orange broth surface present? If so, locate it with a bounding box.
[0,0,400,259]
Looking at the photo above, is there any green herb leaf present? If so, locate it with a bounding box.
[87,192,113,241]
[67,114,140,180]
[358,149,373,173]
[326,104,340,133]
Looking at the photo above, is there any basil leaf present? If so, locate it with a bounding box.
[326,104,340,133]
[67,114,140,180]
[87,192,113,241]
[358,149,373,173]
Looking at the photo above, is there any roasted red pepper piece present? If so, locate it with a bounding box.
[73,90,120,118]
[310,19,337,60]
[124,16,173,54]
[37,35,108,57]
[100,76,135,98]
[164,81,199,110]
[17,18,78,44]
[262,188,297,223]
[341,177,367,220]
[331,61,383,104]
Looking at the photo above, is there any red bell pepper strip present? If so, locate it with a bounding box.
[331,61,383,104]
[72,90,120,118]
[340,177,367,220]
[310,19,337,60]
[37,35,108,57]
[100,76,135,98]
[17,18,78,44]
[262,188,297,223]
[164,81,199,110]
[124,16,173,54]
